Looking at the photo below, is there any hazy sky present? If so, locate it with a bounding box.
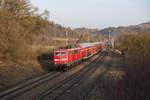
[30,0,150,29]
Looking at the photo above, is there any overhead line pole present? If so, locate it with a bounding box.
[88,32,90,42]
[1,0,4,9]
[109,30,111,45]
[66,31,69,46]
[108,30,111,56]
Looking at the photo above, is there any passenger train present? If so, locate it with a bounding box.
[53,42,105,71]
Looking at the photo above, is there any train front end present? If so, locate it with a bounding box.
[53,49,69,66]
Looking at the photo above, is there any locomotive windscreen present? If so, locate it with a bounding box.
[55,51,67,56]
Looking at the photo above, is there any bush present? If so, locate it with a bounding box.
[120,32,150,57]
[0,11,23,60]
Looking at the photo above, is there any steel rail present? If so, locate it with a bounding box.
[37,51,107,100]
[0,71,62,100]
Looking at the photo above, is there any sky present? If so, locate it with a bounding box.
[30,0,150,29]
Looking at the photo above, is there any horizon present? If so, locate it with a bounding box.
[30,0,150,29]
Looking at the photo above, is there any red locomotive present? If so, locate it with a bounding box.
[53,42,105,70]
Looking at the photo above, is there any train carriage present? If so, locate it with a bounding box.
[78,42,104,58]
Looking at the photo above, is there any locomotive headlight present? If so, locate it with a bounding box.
[61,58,67,61]
[54,59,60,61]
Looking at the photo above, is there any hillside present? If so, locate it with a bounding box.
[75,22,150,40]
[99,22,150,39]
[33,24,102,47]
[75,27,99,35]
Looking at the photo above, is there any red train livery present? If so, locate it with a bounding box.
[53,42,105,70]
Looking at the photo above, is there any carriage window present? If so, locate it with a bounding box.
[78,50,81,53]
[71,50,75,55]
[75,50,78,54]
[55,51,67,56]
[71,49,80,55]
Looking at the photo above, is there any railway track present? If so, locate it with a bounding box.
[0,47,109,100]
[0,71,62,100]
[37,51,107,100]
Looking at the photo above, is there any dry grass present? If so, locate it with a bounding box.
[122,57,150,100]
[77,54,150,100]
[0,60,44,91]
[104,70,125,80]
[94,55,150,100]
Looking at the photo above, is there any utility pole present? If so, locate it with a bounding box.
[109,30,111,45]
[108,30,111,56]
[1,0,4,9]
[66,31,69,46]
[88,32,90,42]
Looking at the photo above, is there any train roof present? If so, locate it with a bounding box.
[55,47,80,51]
[78,42,104,48]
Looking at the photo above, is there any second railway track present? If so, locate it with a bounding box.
[0,71,62,100]
[37,51,107,100]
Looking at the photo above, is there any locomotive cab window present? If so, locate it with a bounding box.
[55,51,67,56]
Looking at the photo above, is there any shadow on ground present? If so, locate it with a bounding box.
[37,52,55,71]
